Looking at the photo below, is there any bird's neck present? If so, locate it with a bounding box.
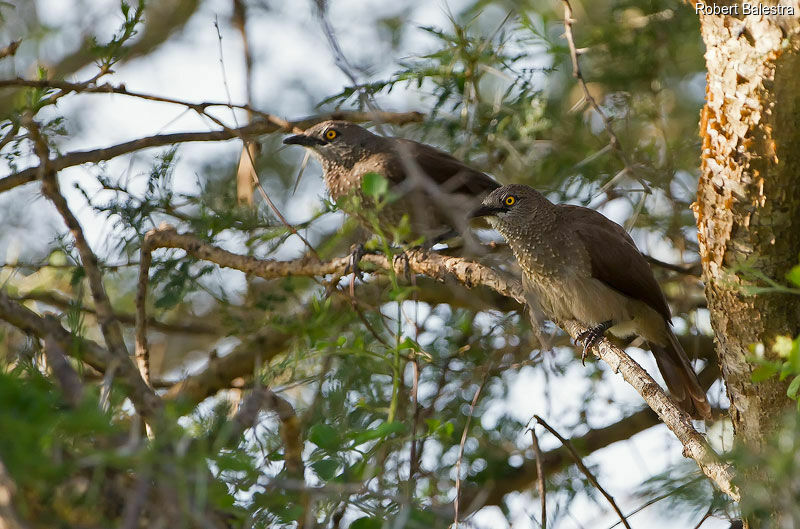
[496,199,573,276]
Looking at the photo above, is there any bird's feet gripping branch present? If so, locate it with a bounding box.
[576,320,613,365]
[344,243,369,281]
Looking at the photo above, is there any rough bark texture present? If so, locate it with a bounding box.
[695,4,800,449]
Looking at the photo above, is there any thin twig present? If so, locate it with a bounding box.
[692,508,714,529]
[529,426,547,529]
[603,477,703,529]
[23,114,162,421]
[561,0,651,194]
[135,231,155,386]
[453,369,491,526]
[11,290,219,335]
[534,415,632,529]
[231,0,259,205]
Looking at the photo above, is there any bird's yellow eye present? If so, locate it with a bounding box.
[504,195,516,206]
[325,129,338,140]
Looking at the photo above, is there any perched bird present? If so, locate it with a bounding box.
[471,184,711,419]
[283,120,499,244]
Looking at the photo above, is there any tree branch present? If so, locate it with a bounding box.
[529,426,547,529]
[0,109,423,194]
[228,388,304,478]
[9,290,220,335]
[163,324,293,404]
[0,291,109,373]
[140,224,737,500]
[560,319,738,501]
[561,0,650,194]
[23,115,162,421]
[535,415,632,529]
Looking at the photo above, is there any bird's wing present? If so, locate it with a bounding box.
[392,139,500,195]
[563,205,672,322]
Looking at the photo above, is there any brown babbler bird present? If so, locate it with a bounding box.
[471,184,711,419]
[283,120,500,245]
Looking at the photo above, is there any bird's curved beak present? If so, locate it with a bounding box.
[283,134,325,147]
[469,204,505,218]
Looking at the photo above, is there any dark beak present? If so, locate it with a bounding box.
[283,134,325,147]
[469,204,505,219]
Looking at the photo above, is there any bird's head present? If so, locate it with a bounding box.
[470,184,544,230]
[283,120,376,169]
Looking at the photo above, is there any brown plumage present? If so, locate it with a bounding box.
[283,120,499,243]
[471,184,711,420]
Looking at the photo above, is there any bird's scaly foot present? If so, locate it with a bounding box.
[576,320,613,366]
[392,249,412,280]
[344,243,369,281]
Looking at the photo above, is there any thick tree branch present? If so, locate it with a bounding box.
[561,317,738,500]
[0,40,20,60]
[142,224,737,499]
[163,325,293,404]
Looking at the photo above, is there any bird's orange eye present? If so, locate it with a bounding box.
[504,195,516,206]
[325,129,338,140]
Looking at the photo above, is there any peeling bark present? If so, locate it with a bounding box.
[695,4,800,448]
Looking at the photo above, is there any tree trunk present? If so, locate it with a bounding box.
[694,0,800,458]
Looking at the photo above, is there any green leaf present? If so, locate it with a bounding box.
[786,264,800,287]
[361,172,388,198]
[350,517,382,529]
[311,458,339,480]
[309,423,341,451]
[787,375,800,400]
[751,363,779,383]
[350,421,407,446]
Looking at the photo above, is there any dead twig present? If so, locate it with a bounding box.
[534,415,632,529]
[561,0,650,194]
[529,425,547,529]
[453,369,491,526]
[135,231,155,386]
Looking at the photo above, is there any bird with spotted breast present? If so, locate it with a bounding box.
[471,183,711,419]
[283,120,500,246]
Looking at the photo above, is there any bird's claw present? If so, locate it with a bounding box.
[576,320,612,366]
[392,250,411,280]
[345,244,367,281]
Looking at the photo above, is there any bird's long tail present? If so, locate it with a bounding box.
[650,330,711,420]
